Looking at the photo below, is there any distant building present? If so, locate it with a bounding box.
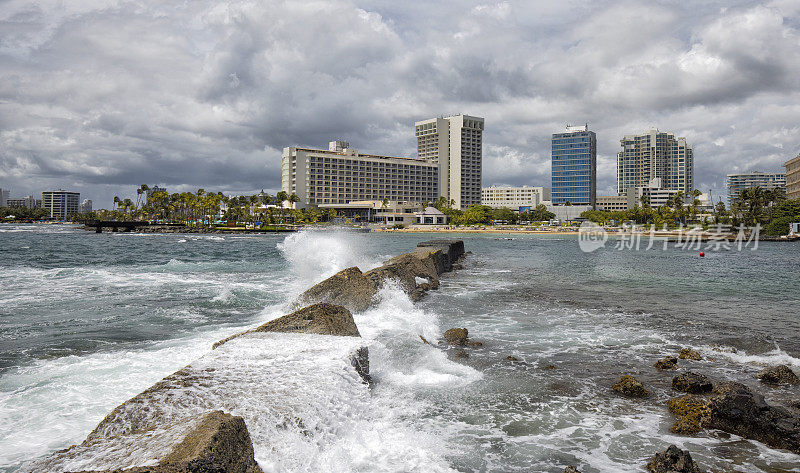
[481,185,551,210]
[79,199,93,213]
[42,190,80,219]
[596,195,629,212]
[317,200,422,225]
[726,171,786,204]
[0,188,9,207]
[626,178,681,209]
[617,129,694,196]
[784,154,800,200]
[6,196,42,209]
[415,115,484,209]
[282,141,439,209]
[551,124,596,206]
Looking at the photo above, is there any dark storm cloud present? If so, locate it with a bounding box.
[1,0,799,207]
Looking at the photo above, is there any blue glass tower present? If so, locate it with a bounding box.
[551,125,596,206]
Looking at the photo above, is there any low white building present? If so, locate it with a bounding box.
[626,178,682,208]
[415,207,449,225]
[481,185,551,210]
[318,200,422,225]
[542,201,592,221]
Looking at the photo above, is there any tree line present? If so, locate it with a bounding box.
[580,187,798,235]
[72,185,337,226]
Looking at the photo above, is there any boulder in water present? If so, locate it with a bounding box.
[213,303,360,349]
[416,239,465,271]
[667,395,710,434]
[297,267,377,313]
[564,467,581,473]
[756,365,799,385]
[645,445,701,473]
[444,328,469,346]
[678,348,702,361]
[654,356,678,370]
[612,375,649,398]
[672,372,713,394]
[61,411,263,473]
[707,382,800,454]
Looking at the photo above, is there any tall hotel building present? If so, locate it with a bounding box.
[42,189,80,219]
[551,125,597,206]
[617,129,694,196]
[415,115,484,209]
[726,171,786,203]
[282,140,439,208]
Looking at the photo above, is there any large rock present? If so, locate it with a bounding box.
[416,239,465,271]
[706,382,800,454]
[654,356,678,370]
[297,267,378,313]
[213,303,360,349]
[443,328,469,346]
[756,365,799,385]
[363,248,444,300]
[612,375,649,398]
[672,372,713,394]
[645,445,701,473]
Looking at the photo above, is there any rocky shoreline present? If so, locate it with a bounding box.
[22,239,466,473]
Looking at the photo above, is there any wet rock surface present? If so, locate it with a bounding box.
[667,395,710,434]
[756,365,799,385]
[645,445,701,473]
[444,327,469,346]
[706,382,800,454]
[654,356,678,370]
[672,372,713,394]
[679,348,703,361]
[612,375,649,398]
[213,303,360,349]
[297,267,377,313]
[63,411,263,473]
[564,466,581,473]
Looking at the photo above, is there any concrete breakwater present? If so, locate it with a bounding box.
[22,239,465,473]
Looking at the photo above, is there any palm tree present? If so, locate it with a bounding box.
[289,193,300,209]
[113,196,121,212]
[381,197,389,226]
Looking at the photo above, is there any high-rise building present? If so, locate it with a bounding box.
[415,115,484,209]
[785,154,800,201]
[282,140,439,208]
[617,129,693,196]
[79,199,93,213]
[726,171,786,203]
[0,188,8,207]
[42,190,80,219]
[481,185,551,209]
[551,124,597,206]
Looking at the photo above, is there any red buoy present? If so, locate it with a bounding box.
[699,252,705,257]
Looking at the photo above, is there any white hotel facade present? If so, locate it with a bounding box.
[481,185,551,209]
[282,115,484,210]
[282,140,439,208]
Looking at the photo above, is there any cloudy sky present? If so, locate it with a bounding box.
[1,0,799,208]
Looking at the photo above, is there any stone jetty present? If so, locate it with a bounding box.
[22,239,465,472]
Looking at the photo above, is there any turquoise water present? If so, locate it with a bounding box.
[1,225,799,472]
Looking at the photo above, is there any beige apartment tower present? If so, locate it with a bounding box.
[415,115,484,209]
[786,153,800,201]
[617,129,694,196]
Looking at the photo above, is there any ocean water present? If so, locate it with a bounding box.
[1,224,799,472]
